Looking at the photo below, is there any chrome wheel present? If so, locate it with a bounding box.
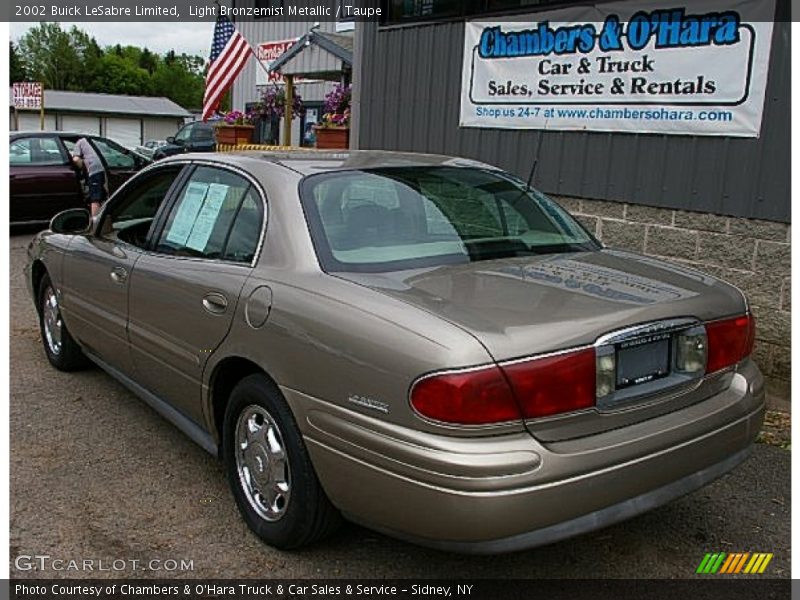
[235,405,291,522]
[42,285,63,356]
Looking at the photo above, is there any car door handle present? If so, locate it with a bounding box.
[202,292,228,314]
[110,267,128,284]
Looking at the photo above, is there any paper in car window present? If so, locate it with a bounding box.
[166,182,209,246]
[186,183,229,252]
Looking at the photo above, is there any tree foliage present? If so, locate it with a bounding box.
[15,23,206,110]
[10,42,26,83]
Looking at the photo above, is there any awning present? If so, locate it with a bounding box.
[268,30,353,81]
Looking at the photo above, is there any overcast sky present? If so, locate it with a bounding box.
[10,22,216,57]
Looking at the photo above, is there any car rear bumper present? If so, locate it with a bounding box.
[291,361,765,553]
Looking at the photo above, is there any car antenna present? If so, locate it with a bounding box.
[509,119,549,209]
[525,118,549,191]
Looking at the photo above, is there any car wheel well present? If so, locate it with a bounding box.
[31,261,48,314]
[210,357,272,444]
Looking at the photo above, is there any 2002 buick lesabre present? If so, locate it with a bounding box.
[26,150,764,553]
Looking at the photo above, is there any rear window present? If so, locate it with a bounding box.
[299,166,598,273]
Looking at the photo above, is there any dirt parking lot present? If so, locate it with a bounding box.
[9,231,791,579]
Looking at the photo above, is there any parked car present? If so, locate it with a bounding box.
[10,132,150,226]
[26,151,763,553]
[152,121,215,160]
[135,139,168,159]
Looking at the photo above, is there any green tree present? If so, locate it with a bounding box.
[138,48,158,74]
[91,52,152,96]
[10,41,27,83]
[18,23,83,90]
[16,23,209,110]
[69,28,104,91]
[151,54,205,110]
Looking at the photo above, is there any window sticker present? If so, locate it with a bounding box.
[186,183,230,252]
[166,182,209,246]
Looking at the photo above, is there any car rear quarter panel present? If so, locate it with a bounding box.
[204,270,508,440]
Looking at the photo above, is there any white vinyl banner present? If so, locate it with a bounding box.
[460,0,775,136]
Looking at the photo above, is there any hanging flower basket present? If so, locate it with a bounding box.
[215,124,255,145]
[314,126,349,149]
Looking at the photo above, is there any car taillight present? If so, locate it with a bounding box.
[501,348,596,418]
[410,365,522,425]
[706,314,756,373]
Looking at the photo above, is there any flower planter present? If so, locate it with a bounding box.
[315,127,349,150]
[215,124,255,146]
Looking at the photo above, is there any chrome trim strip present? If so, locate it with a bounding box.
[594,317,700,348]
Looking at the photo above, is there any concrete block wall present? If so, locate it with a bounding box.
[556,196,791,408]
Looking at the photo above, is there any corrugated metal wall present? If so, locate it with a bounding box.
[356,20,790,223]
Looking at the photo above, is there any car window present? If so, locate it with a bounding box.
[222,188,263,263]
[9,137,65,166]
[174,125,192,143]
[156,166,263,262]
[99,166,184,247]
[301,166,599,273]
[191,125,214,142]
[91,138,136,169]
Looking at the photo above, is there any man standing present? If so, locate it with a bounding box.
[71,138,106,217]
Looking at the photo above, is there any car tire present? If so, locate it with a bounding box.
[223,374,341,549]
[37,274,89,371]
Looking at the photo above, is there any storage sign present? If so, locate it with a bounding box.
[12,82,43,109]
[460,0,775,137]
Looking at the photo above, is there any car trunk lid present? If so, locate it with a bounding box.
[338,249,748,441]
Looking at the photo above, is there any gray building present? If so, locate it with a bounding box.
[353,1,790,404]
[9,90,190,149]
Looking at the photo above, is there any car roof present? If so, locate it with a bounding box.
[167,149,499,176]
[11,131,97,138]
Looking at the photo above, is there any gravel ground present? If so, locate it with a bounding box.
[9,232,791,579]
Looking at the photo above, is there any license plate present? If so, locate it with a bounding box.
[616,335,671,388]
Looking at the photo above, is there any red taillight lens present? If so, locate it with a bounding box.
[410,366,521,425]
[706,314,756,373]
[501,348,596,418]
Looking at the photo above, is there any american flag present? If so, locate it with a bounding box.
[202,15,253,121]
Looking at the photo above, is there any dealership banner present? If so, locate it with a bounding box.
[460,0,775,137]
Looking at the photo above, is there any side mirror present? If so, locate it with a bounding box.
[166,136,176,144]
[50,208,91,234]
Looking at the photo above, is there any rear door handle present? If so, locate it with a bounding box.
[202,292,228,314]
[110,266,128,284]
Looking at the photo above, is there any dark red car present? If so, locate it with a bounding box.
[10,132,150,225]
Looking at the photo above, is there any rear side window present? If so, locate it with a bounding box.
[191,125,214,142]
[10,137,65,165]
[156,166,263,262]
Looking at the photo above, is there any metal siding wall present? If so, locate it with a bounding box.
[143,118,184,142]
[357,21,790,223]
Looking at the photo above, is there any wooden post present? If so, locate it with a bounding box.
[283,75,294,147]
